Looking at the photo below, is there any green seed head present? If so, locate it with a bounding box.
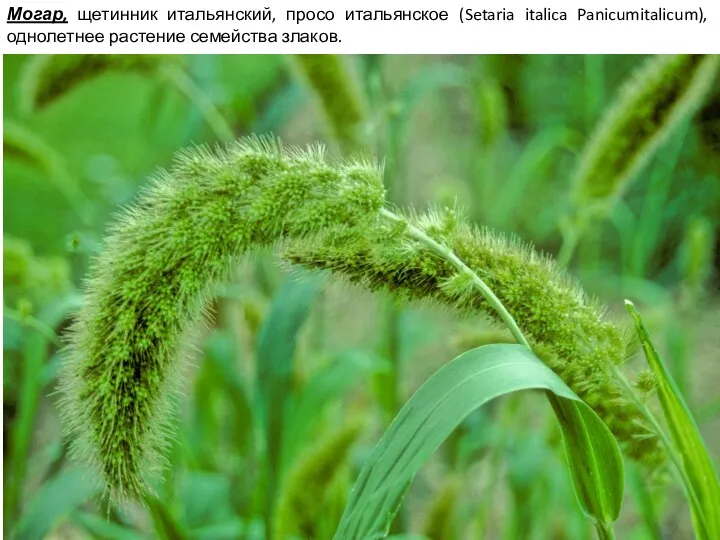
[635,369,658,394]
[572,54,719,215]
[293,54,366,153]
[274,419,364,539]
[57,136,384,502]
[20,54,178,112]
[285,206,664,467]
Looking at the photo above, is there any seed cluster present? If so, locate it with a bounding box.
[58,137,384,501]
[274,419,364,539]
[21,54,175,111]
[572,54,719,211]
[285,207,664,466]
[61,134,671,503]
[294,54,366,153]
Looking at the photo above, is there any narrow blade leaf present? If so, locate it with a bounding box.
[626,300,720,539]
[334,344,624,539]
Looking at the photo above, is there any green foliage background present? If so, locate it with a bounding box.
[3,54,720,539]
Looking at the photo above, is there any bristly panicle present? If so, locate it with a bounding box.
[57,136,384,502]
[293,55,366,153]
[274,419,364,539]
[284,206,664,467]
[20,54,177,112]
[572,54,719,213]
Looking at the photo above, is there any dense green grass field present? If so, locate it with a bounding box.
[4,54,720,539]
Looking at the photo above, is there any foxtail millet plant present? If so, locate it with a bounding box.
[285,207,663,466]
[57,136,384,502]
[20,55,234,141]
[293,55,367,153]
[273,418,365,539]
[60,136,663,506]
[571,54,719,214]
[559,54,719,265]
[20,54,176,112]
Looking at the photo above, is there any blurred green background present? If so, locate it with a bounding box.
[3,55,720,539]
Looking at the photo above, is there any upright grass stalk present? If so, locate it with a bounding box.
[365,57,407,423]
[4,296,80,529]
[5,325,51,524]
[4,238,74,525]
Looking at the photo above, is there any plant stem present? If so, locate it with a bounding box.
[381,207,622,540]
[380,208,531,349]
[595,521,616,540]
[380,121,405,422]
[372,58,409,533]
[162,65,235,142]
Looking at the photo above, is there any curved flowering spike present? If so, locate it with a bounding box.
[572,54,719,212]
[273,418,365,539]
[284,206,664,467]
[58,136,385,502]
[293,55,366,153]
[20,54,177,112]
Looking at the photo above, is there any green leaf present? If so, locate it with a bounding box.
[256,275,320,453]
[625,300,720,540]
[14,467,98,540]
[255,274,321,519]
[188,331,253,466]
[334,344,624,539]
